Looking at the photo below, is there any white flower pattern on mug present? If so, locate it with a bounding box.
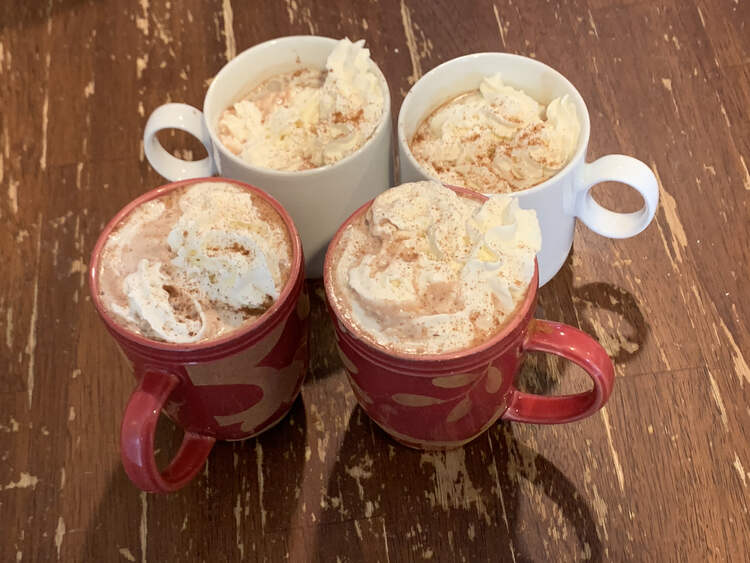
[212,343,306,434]
[185,290,308,436]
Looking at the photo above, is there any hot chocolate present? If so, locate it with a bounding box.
[97,181,293,343]
[217,38,384,171]
[408,74,580,193]
[327,181,542,355]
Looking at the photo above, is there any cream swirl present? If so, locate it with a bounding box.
[102,182,292,344]
[112,259,207,343]
[166,182,285,311]
[330,181,541,354]
[410,73,580,193]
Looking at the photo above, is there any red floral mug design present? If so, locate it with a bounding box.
[324,186,615,450]
[89,178,309,492]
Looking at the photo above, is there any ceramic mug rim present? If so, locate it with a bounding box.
[397,52,591,196]
[88,177,304,356]
[323,184,539,368]
[203,34,392,179]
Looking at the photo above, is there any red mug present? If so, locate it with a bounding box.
[323,186,615,450]
[89,178,309,492]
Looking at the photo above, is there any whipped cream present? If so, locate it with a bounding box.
[167,183,284,311]
[99,182,292,344]
[409,73,580,193]
[330,181,541,354]
[112,259,207,342]
[217,38,384,171]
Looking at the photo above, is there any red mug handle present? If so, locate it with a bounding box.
[121,369,216,493]
[502,320,615,424]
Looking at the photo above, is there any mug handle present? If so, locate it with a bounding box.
[502,319,615,424]
[575,154,659,238]
[143,103,216,181]
[121,369,215,493]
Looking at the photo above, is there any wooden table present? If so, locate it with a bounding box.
[1,1,748,561]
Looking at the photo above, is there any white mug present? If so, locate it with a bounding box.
[144,35,393,277]
[397,53,659,286]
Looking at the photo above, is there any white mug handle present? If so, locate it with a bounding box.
[575,155,659,238]
[143,103,216,181]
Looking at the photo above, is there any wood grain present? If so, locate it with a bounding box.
[1,0,748,561]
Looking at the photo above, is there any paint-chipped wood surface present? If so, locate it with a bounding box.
[1,0,749,561]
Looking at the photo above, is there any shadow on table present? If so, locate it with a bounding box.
[313,406,603,563]
[518,247,648,395]
[80,396,308,561]
[306,279,343,383]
